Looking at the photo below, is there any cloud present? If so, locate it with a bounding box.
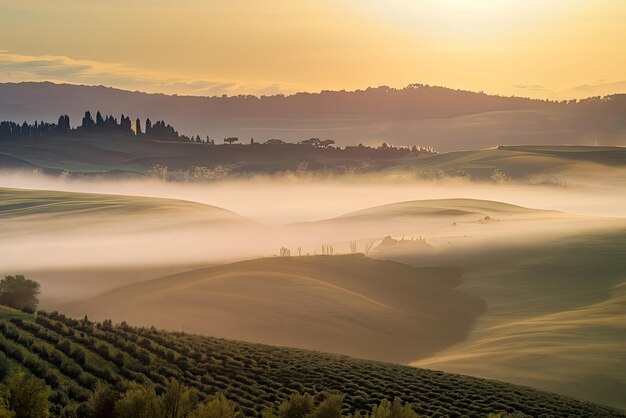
[511,79,625,99]
[0,51,128,81]
[154,80,240,96]
[565,80,626,96]
[512,82,547,91]
[0,51,291,97]
[0,59,91,78]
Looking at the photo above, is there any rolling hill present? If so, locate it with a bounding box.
[382,145,626,181]
[1,125,624,179]
[337,198,552,221]
[297,198,577,261]
[0,187,255,304]
[0,186,246,240]
[0,308,622,418]
[59,255,485,364]
[292,198,626,409]
[418,279,626,411]
[384,227,626,410]
[1,82,624,151]
[0,187,242,221]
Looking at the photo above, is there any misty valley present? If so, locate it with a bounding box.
[0,122,625,417]
[0,8,625,413]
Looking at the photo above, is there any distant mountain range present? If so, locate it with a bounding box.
[1,82,624,151]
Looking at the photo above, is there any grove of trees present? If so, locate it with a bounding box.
[0,111,437,159]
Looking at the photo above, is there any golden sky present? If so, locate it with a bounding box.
[0,0,624,98]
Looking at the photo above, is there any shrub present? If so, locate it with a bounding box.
[5,370,52,418]
[89,383,119,418]
[189,393,239,418]
[0,392,14,418]
[160,379,196,418]
[309,394,344,418]
[277,393,315,418]
[367,398,420,418]
[115,383,162,418]
[0,353,10,381]
[70,347,86,365]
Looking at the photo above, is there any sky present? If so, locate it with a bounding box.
[0,0,624,99]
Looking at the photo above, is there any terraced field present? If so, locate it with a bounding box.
[0,309,622,418]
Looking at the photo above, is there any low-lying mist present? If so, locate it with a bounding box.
[1,167,626,222]
[1,168,625,306]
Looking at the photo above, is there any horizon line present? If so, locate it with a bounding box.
[2,80,624,103]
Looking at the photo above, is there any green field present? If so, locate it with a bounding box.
[0,311,623,418]
[0,187,242,220]
[383,145,626,180]
[0,133,624,179]
[385,228,626,410]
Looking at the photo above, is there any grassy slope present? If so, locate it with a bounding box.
[382,145,626,180]
[0,311,623,418]
[59,255,485,364]
[323,196,626,409]
[384,229,626,410]
[419,281,626,409]
[0,187,250,303]
[337,198,552,221]
[0,187,241,220]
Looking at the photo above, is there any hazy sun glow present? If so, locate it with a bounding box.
[0,0,624,98]
[350,0,576,33]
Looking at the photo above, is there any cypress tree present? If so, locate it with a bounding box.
[96,111,104,127]
[82,111,95,128]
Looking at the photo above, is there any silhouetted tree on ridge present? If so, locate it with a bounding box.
[81,111,95,128]
[96,111,104,127]
[0,110,438,159]
[0,117,67,140]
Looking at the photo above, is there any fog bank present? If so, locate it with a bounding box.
[1,169,625,223]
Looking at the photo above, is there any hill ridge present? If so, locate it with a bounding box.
[2,82,624,151]
[0,187,245,221]
[336,198,556,221]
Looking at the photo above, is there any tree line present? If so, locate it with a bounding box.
[0,111,200,143]
[0,111,437,155]
[0,116,70,140]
